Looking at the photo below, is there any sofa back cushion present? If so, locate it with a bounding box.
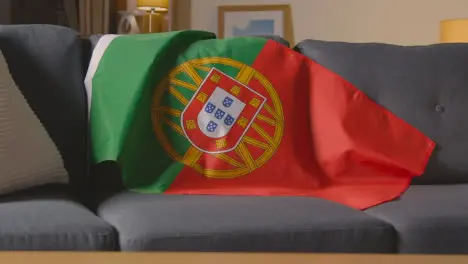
[0,25,87,184]
[295,40,468,184]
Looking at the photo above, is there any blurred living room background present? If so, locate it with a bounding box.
[192,0,468,45]
[1,0,468,44]
[0,0,191,36]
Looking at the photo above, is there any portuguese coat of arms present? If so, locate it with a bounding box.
[181,68,266,154]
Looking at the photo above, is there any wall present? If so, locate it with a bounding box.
[0,0,11,24]
[191,0,468,45]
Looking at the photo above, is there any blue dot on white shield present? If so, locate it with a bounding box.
[215,109,226,119]
[205,102,216,113]
[224,115,235,126]
[206,121,218,133]
[223,97,234,107]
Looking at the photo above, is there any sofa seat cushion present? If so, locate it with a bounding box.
[97,192,395,252]
[366,184,468,254]
[0,185,117,250]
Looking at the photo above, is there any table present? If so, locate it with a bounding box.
[1,252,468,264]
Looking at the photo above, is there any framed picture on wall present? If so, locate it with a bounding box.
[218,4,294,45]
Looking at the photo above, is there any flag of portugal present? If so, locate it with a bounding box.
[86,31,434,210]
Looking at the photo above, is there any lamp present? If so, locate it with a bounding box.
[440,19,468,43]
[137,0,169,33]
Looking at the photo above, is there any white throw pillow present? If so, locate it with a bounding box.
[0,50,68,195]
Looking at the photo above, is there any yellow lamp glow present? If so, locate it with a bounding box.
[137,0,169,12]
[440,19,468,43]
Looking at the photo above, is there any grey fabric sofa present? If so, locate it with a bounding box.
[0,24,467,254]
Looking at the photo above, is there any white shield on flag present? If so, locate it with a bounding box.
[198,87,246,138]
